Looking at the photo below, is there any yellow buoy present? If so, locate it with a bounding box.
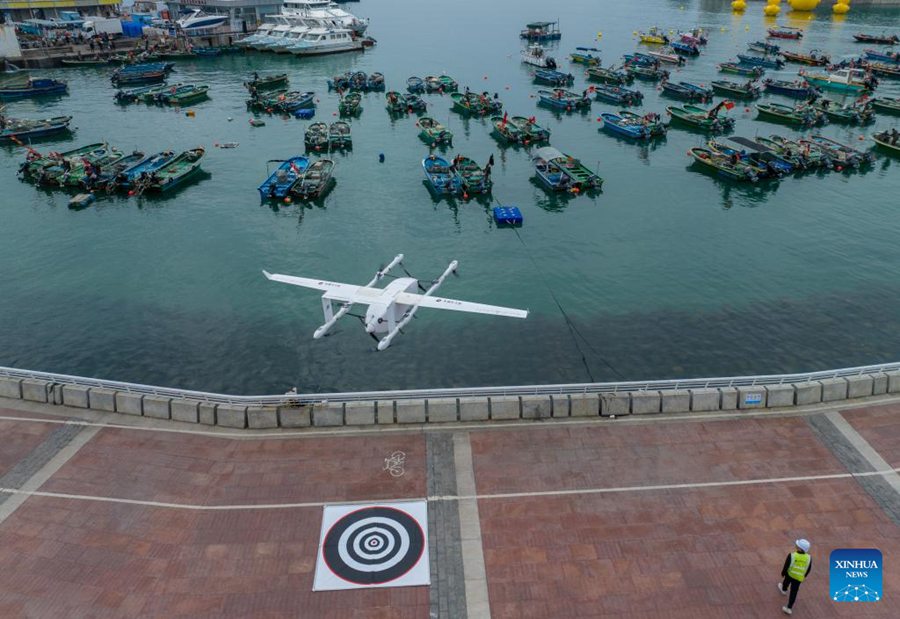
[788,0,820,10]
[833,2,849,13]
[768,0,781,4]
[764,4,781,15]
[732,0,747,11]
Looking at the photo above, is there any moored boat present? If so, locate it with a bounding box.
[737,53,784,69]
[510,116,550,143]
[638,27,668,45]
[687,147,758,182]
[452,155,492,197]
[646,48,685,65]
[533,69,575,86]
[422,154,454,194]
[258,156,309,199]
[748,41,780,55]
[712,136,797,174]
[451,92,501,116]
[871,97,900,114]
[61,57,113,67]
[803,68,874,94]
[718,62,765,77]
[711,80,760,98]
[0,114,73,141]
[520,21,561,42]
[418,117,453,145]
[593,84,643,106]
[328,121,352,149]
[244,73,288,91]
[531,146,603,192]
[756,102,825,127]
[157,84,209,105]
[666,102,735,132]
[19,142,105,178]
[763,79,819,98]
[146,147,205,193]
[116,150,177,191]
[706,140,786,178]
[781,50,829,66]
[53,147,127,187]
[537,88,591,110]
[586,65,632,85]
[661,80,712,103]
[305,122,329,150]
[289,158,335,199]
[853,33,899,45]
[599,111,666,140]
[863,49,900,64]
[761,135,831,169]
[338,91,362,116]
[385,91,408,114]
[521,43,557,69]
[872,129,900,155]
[813,99,875,124]
[570,47,601,66]
[0,78,68,100]
[767,27,803,40]
[626,63,669,81]
[867,62,900,79]
[671,41,700,57]
[407,76,425,93]
[803,134,874,167]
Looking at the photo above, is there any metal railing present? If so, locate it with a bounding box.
[1,362,898,407]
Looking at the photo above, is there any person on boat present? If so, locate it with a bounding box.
[890,128,900,145]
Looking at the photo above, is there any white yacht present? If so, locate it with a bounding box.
[256,19,295,49]
[282,0,368,35]
[176,9,228,31]
[236,21,276,47]
[521,43,557,69]
[288,28,362,56]
[269,25,311,53]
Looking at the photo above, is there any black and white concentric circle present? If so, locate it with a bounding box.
[322,506,425,585]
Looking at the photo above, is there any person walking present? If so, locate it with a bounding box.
[778,538,812,615]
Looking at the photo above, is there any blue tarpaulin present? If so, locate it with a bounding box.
[122,21,144,38]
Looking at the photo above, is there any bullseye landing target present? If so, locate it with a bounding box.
[313,501,430,591]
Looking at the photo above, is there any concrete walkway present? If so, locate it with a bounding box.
[0,397,898,617]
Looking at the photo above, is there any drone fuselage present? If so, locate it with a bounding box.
[364,277,419,334]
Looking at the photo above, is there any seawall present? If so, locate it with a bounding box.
[1,363,898,429]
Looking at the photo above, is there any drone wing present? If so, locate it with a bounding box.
[262,270,361,303]
[394,292,528,319]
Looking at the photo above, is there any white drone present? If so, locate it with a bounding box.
[263,254,528,350]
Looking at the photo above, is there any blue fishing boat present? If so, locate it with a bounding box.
[533,69,575,86]
[671,41,700,56]
[863,49,900,64]
[0,78,68,100]
[531,146,603,192]
[593,84,643,106]
[406,76,425,93]
[737,54,784,69]
[718,62,765,77]
[599,112,667,140]
[0,114,72,140]
[537,88,591,110]
[763,79,819,98]
[748,41,780,54]
[661,80,712,102]
[115,151,177,190]
[258,156,310,200]
[422,155,455,195]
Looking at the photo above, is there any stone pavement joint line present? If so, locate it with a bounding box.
[426,432,467,619]
[807,411,900,526]
[0,423,99,524]
[453,432,490,619]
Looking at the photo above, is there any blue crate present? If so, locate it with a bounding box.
[294,108,315,119]
[492,206,523,225]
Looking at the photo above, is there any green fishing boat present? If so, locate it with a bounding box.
[438,75,458,92]
[762,135,832,169]
[328,121,352,149]
[146,147,205,193]
[52,146,126,187]
[244,73,288,91]
[752,136,814,170]
[756,102,824,127]
[338,91,362,116]
[163,85,209,106]
[586,66,632,85]
[710,80,761,98]
[872,129,900,155]
[491,115,520,143]
[305,122,329,151]
[385,91,408,114]
[872,97,900,115]
[688,147,758,182]
[666,104,734,132]
[510,116,551,143]
[626,64,669,81]
[453,156,492,196]
[418,117,453,145]
[813,99,874,124]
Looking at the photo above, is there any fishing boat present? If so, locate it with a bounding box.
[679,29,708,46]
[638,27,669,45]
[756,102,825,127]
[327,71,353,90]
[661,80,712,103]
[82,151,147,189]
[536,88,591,111]
[54,147,127,187]
[453,156,491,196]
[593,84,643,106]
[853,33,899,45]
[671,41,700,56]
[813,99,875,124]
[711,80,760,98]
[510,116,550,143]
[626,64,669,81]
[706,140,786,178]
[288,28,364,56]
[531,146,603,192]
[718,63,765,77]
[422,154,455,194]
[244,73,288,91]
[781,50,830,66]
[872,97,900,114]
[289,158,335,199]
[367,73,385,91]
[305,122,329,150]
[712,136,797,174]
[258,156,309,199]
[328,121,352,149]
[491,115,521,143]
[158,84,209,105]
[760,135,832,169]
[646,48,685,65]
[763,79,819,99]
[418,117,453,145]
[767,27,803,40]
[570,47,601,66]
[451,92,501,116]
[338,91,362,116]
[520,21,561,42]
[424,76,443,93]
[737,54,784,69]
[521,44,557,69]
[114,84,167,104]
[666,103,735,132]
[438,75,458,92]
[406,76,425,93]
[688,147,758,182]
[385,91,408,114]
[249,90,315,113]
[146,147,205,193]
[599,111,667,140]
[872,130,900,155]
[61,57,113,67]
[19,142,106,178]
[0,78,68,100]
[533,69,575,86]
[863,49,900,64]
[115,151,176,191]
[868,63,900,79]
[748,41,780,54]
[586,65,632,85]
[803,68,873,94]
[803,134,874,167]
[111,68,167,86]
[0,114,72,141]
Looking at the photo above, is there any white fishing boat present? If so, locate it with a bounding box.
[176,9,228,31]
[288,28,363,56]
[521,43,557,69]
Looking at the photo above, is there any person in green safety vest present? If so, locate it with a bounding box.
[778,538,812,615]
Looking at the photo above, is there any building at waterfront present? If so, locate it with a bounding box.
[0,0,122,24]
[163,0,282,31]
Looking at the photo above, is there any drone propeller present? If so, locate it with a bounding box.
[352,314,381,342]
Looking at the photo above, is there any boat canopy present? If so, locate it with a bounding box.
[526,21,556,29]
[532,146,564,162]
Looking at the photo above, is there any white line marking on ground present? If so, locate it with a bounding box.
[2,467,898,512]
[453,433,491,618]
[826,410,900,496]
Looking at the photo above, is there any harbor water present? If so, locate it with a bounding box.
[1,0,899,394]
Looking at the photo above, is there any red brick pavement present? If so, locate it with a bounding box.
[842,404,900,468]
[0,416,58,478]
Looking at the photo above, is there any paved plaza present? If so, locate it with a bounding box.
[0,397,898,617]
